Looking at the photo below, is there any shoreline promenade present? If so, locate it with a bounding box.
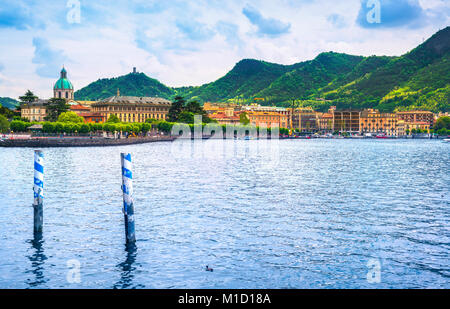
[0,135,175,148]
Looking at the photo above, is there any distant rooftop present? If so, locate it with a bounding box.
[93,96,171,106]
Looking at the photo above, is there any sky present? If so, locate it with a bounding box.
[0,0,448,99]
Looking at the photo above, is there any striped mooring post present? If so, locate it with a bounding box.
[121,153,136,244]
[33,150,44,234]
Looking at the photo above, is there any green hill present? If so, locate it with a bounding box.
[175,59,302,102]
[0,97,19,109]
[254,52,365,103]
[315,27,450,112]
[75,27,450,112]
[74,72,175,101]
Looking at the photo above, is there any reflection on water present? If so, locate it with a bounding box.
[113,243,141,289]
[26,234,47,288]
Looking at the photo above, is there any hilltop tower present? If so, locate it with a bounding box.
[54,67,74,100]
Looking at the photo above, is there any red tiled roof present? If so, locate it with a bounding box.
[70,104,90,111]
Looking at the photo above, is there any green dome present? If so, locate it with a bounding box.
[54,67,73,90]
[54,78,73,90]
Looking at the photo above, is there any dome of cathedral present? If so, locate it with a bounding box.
[54,67,74,90]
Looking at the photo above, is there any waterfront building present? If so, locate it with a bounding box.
[317,111,334,132]
[20,100,48,122]
[403,121,431,134]
[360,109,398,136]
[54,67,74,100]
[247,111,288,128]
[204,103,242,125]
[68,100,98,107]
[332,110,361,133]
[70,104,105,123]
[204,103,289,127]
[91,92,171,123]
[289,107,318,132]
[209,110,241,125]
[396,111,435,126]
[203,102,239,115]
[241,104,289,115]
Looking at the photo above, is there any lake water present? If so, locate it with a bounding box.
[0,139,449,289]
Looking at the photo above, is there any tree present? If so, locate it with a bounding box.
[437,128,448,136]
[44,98,69,122]
[186,100,214,123]
[58,111,84,123]
[63,123,74,133]
[0,104,18,118]
[19,90,38,104]
[0,114,9,133]
[434,116,450,131]
[142,123,151,133]
[55,122,64,133]
[240,112,250,125]
[79,124,90,134]
[145,118,158,124]
[107,114,121,123]
[185,100,204,115]
[167,96,185,122]
[10,120,30,132]
[178,111,195,124]
[43,122,56,133]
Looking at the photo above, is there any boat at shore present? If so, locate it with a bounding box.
[376,134,388,139]
[443,139,450,143]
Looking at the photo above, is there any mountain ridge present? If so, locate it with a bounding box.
[74,26,450,112]
[0,97,19,110]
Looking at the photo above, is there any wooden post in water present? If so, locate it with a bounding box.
[33,150,44,234]
[121,153,136,244]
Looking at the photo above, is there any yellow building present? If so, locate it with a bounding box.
[360,109,398,136]
[398,121,430,135]
[20,100,48,122]
[247,111,288,128]
[91,94,171,123]
[203,102,238,115]
[332,110,361,133]
[317,112,334,132]
[397,111,434,126]
[291,107,318,132]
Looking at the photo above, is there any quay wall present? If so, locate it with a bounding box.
[0,136,175,148]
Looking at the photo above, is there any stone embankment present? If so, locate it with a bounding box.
[0,136,175,148]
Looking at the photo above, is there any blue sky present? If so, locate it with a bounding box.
[0,0,448,99]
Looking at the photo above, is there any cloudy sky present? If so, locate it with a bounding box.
[0,0,448,99]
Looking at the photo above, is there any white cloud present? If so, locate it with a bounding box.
[0,0,448,99]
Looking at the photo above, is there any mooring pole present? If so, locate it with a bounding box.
[121,153,136,244]
[33,150,44,234]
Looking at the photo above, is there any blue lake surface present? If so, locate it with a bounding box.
[0,139,449,289]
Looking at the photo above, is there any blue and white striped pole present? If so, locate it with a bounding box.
[121,153,136,244]
[33,150,44,234]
